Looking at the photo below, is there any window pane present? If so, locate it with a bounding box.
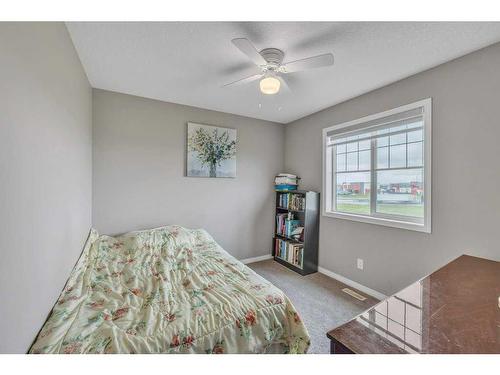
[347,152,358,171]
[359,150,370,170]
[376,169,424,218]
[336,153,346,172]
[406,304,422,333]
[377,146,389,169]
[388,320,405,340]
[359,139,371,150]
[377,136,389,147]
[397,282,422,308]
[346,141,358,152]
[375,311,387,330]
[407,129,423,143]
[407,120,423,130]
[408,142,423,167]
[388,297,405,324]
[334,137,346,144]
[390,132,406,145]
[405,328,421,350]
[336,172,371,215]
[336,144,346,154]
[389,144,406,168]
[390,124,407,133]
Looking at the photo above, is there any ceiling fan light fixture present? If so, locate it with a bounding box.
[225,38,334,95]
[259,76,280,95]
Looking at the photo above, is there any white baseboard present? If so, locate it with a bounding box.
[240,254,273,264]
[318,266,387,301]
[240,254,387,301]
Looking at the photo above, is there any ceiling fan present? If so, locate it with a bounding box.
[223,38,334,95]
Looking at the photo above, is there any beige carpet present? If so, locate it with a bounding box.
[249,260,379,354]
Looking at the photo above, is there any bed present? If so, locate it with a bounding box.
[29,225,310,354]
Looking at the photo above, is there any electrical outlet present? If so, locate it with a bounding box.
[357,258,364,270]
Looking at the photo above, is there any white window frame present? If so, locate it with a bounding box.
[322,98,432,233]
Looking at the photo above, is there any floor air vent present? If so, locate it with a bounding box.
[342,288,367,301]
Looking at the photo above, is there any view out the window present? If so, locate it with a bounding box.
[324,99,431,232]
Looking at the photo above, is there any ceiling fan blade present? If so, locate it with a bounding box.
[277,75,291,92]
[222,74,262,88]
[282,53,334,73]
[231,38,268,66]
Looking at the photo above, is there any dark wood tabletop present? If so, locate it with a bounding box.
[327,255,500,354]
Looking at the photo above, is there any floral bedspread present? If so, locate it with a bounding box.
[29,226,310,354]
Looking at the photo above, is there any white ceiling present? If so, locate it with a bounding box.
[67,22,500,123]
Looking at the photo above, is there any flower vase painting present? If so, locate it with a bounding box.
[187,122,237,178]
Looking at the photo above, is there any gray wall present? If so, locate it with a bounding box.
[92,89,284,260]
[0,23,92,352]
[285,42,500,296]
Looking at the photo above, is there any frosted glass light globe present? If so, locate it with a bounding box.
[259,76,280,95]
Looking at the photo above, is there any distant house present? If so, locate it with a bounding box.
[379,182,423,195]
[339,182,370,194]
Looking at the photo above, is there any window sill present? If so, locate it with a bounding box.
[323,210,431,233]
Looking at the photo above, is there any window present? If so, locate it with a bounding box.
[358,281,423,353]
[323,99,431,232]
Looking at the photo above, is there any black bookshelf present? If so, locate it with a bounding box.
[272,190,319,275]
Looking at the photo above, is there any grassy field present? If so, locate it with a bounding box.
[343,193,369,199]
[336,203,423,217]
[337,203,424,217]
[337,192,424,217]
[377,204,424,217]
[336,203,370,215]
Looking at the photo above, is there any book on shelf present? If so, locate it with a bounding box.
[275,213,301,238]
[286,220,300,237]
[275,238,304,268]
[290,226,304,242]
[278,192,305,211]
